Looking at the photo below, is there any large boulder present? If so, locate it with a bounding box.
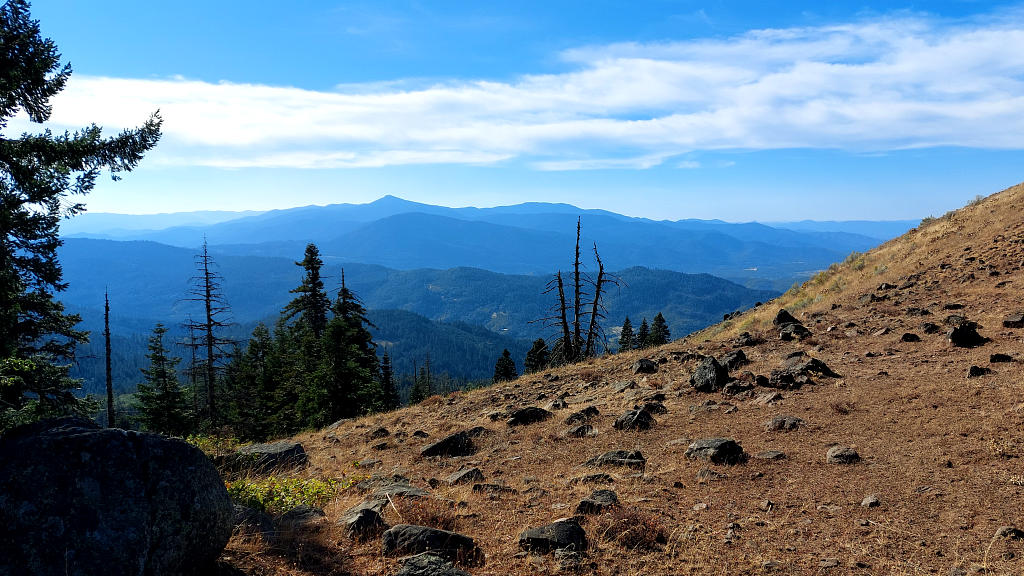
[421,430,477,457]
[507,406,553,426]
[690,356,729,392]
[613,408,656,431]
[0,417,233,576]
[684,438,747,465]
[947,322,988,348]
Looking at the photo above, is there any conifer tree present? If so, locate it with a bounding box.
[618,317,634,353]
[222,323,277,440]
[523,338,549,373]
[648,312,671,347]
[0,0,161,429]
[327,269,380,417]
[135,324,189,436]
[493,349,518,383]
[104,290,114,427]
[183,240,234,427]
[284,244,331,338]
[636,318,650,349]
[378,350,400,412]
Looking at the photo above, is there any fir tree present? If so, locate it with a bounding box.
[378,350,400,412]
[283,244,331,338]
[135,324,189,436]
[636,318,650,349]
[618,317,634,353]
[648,312,671,347]
[493,349,518,383]
[183,240,234,427]
[0,1,161,429]
[326,269,379,418]
[222,323,277,440]
[523,338,549,373]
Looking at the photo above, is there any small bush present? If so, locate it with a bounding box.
[594,507,668,551]
[227,477,354,514]
[185,434,249,457]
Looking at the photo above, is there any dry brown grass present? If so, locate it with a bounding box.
[219,182,1024,575]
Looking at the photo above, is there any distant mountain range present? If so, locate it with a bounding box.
[63,196,919,290]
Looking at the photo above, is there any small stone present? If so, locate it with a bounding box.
[1003,313,1024,329]
[995,526,1024,540]
[764,415,804,432]
[861,494,880,508]
[575,489,618,515]
[990,353,1013,363]
[826,445,860,464]
[901,333,921,343]
[685,438,747,465]
[967,365,991,378]
[632,358,658,374]
[519,518,588,554]
[565,424,595,438]
[613,408,656,431]
[585,450,646,470]
[819,558,840,568]
[446,468,484,486]
[759,499,774,511]
[753,450,786,460]
[507,407,553,426]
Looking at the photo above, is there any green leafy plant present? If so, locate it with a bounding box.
[226,476,360,514]
[185,434,249,457]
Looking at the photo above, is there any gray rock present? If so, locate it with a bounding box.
[232,504,275,542]
[613,408,656,431]
[519,518,588,554]
[690,356,729,393]
[566,424,595,438]
[1003,313,1024,329]
[684,438,747,465]
[570,473,614,485]
[773,309,799,325]
[396,553,472,576]
[278,505,325,527]
[472,483,518,495]
[585,450,646,470]
[753,450,786,460]
[564,406,600,424]
[236,440,308,473]
[368,426,391,439]
[0,417,232,576]
[575,490,619,515]
[947,322,987,348]
[720,349,748,370]
[632,358,659,374]
[861,494,880,508]
[546,398,569,411]
[826,445,860,464]
[765,415,804,432]
[382,524,482,564]
[642,401,668,415]
[421,430,477,457]
[339,501,388,540]
[447,467,484,486]
[995,526,1024,540]
[779,322,812,341]
[506,406,553,426]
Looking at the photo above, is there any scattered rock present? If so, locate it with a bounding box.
[365,477,431,501]
[948,322,988,348]
[382,525,482,564]
[519,518,588,554]
[569,473,614,485]
[861,494,881,508]
[421,430,477,458]
[995,526,1024,540]
[901,332,921,342]
[339,501,388,540]
[412,430,430,438]
[720,349,748,370]
[507,406,553,426]
[764,415,804,432]
[565,406,600,424]
[278,505,326,528]
[690,356,730,392]
[368,426,390,439]
[473,483,518,495]
[585,450,646,470]
[613,408,656,431]
[921,322,941,334]
[447,467,484,486]
[752,391,784,405]
[0,418,233,576]
[632,358,659,374]
[990,353,1014,363]
[734,332,761,347]
[779,322,812,341]
[575,489,618,515]
[566,424,595,438]
[753,450,787,460]
[236,440,308,473]
[774,309,799,325]
[826,446,860,464]
[546,398,569,411]
[685,438,747,465]
[642,401,668,415]
[1003,313,1024,329]
[395,553,472,576]
[968,365,991,378]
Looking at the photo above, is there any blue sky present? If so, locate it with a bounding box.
[16,0,1024,220]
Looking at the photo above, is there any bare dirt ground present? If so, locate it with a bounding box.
[221,183,1024,576]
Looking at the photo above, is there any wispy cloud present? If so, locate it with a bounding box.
[15,9,1024,170]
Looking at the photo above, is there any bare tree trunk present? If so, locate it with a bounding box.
[555,271,574,361]
[572,218,582,357]
[584,245,606,357]
[104,290,114,427]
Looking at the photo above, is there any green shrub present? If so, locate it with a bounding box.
[226,476,358,514]
[185,434,249,457]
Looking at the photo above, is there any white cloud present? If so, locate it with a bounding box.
[12,10,1024,170]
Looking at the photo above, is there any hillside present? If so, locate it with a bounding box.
[223,183,1024,575]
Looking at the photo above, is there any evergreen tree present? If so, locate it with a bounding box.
[325,269,379,419]
[135,324,189,436]
[222,323,277,440]
[183,240,234,427]
[103,290,114,427]
[378,350,400,412]
[408,358,432,404]
[618,317,634,353]
[648,312,671,347]
[0,1,161,430]
[493,349,518,383]
[283,244,331,338]
[636,318,650,349]
[523,338,549,373]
